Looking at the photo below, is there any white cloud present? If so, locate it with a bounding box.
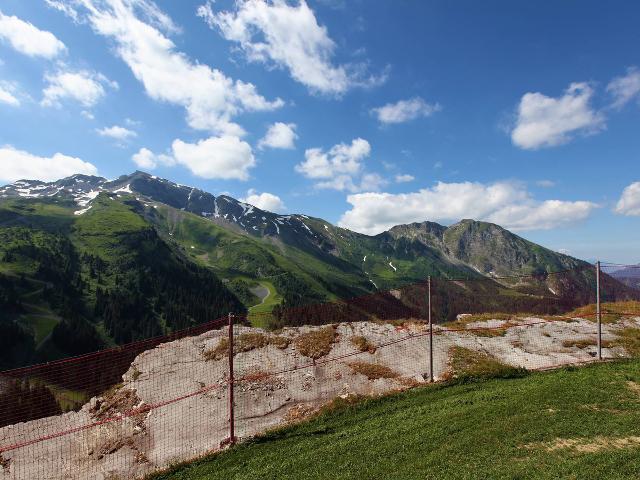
[242,189,285,212]
[0,145,97,183]
[511,82,605,149]
[607,67,640,109]
[296,138,370,179]
[395,174,414,183]
[199,0,384,95]
[132,135,255,179]
[371,97,441,124]
[131,147,174,170]
[614,182,640,216]
[295,138,387,193]
[0,11,66,58]
[258,122,297,149]
[45,1,80,22]
[339,181,597,235]
[172,136,255,180]
[0,82,19,106]
[73,0,282,136]
[96,125,137,141]
[41,69,115,107]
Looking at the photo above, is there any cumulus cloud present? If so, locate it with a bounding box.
[338,181,597,235]
[511,82,605,149]
[614,182,640,216]
[242,189,285,212]
[45,1,80,23]
[96,125,137,141]
[607,67,640,109]
[295,138,385,192]
[0,82,19,106]
[258,122,297,149]
[71,0,282,136]
[131,147,174,170]
[172,136,255,180]
[371,97,441,124]
[0,11,66,58]
[199,0,384,95]
[296,138,370,179]
[135,136,256,180]
[41,69,116,108]
[395,174,414,183]
[0,145,97,183]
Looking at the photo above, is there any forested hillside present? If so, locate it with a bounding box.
[1,172,638,371]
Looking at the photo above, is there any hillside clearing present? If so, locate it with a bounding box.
[151,360,640,480]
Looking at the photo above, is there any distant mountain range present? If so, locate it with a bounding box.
[610,265,640,289]
[1,171,637,369]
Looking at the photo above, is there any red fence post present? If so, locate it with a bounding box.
[228,312,236,444]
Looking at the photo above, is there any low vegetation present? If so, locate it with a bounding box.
[349,335,377,353]
[444,346,527,382]
[204,332,291,361]
[294,326,337,360]
[149,359,640,480]
[566,301,640,323]
[348,361,398,380]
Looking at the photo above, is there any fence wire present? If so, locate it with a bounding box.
[0,263,639,479]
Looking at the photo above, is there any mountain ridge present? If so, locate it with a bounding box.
[1,170,637,371]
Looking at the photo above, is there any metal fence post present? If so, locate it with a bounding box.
[428,275,434,382]
[228,312,236,444]
[596,261,602,360]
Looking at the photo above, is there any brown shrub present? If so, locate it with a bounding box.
[203,337,229,361]
[350,335,377,353]
[562,338,613,349]
[269,335,290,349]
[236,333,268,352]
[294,326,337,360]
[204,333,291,361]
[445,346,526,381]
[348,361,399,380]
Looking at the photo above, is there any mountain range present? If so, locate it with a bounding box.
[1,171,637,370]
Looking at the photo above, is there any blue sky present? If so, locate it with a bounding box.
[0,0,639,263]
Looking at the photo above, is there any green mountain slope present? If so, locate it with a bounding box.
[0,194,243,369]
[0,171,638,370]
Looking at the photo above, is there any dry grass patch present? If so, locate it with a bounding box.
[471,322,519,337]
[612,328,640,356]
[350,335,377,353]
[627,381,640,396]
[524,436,640,453]
[562,338,613,349]
[294,326,337,360]
[348,361,399,380]
[443,346,527,381]
[204,333,291,361]
[203,337,229,361]
[566,301,640,323]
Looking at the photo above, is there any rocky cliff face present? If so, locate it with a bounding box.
[1,315,638,480]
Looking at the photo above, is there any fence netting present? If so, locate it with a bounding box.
[1,263,639,479]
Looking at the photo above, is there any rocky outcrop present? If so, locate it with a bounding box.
[0,317,638,480]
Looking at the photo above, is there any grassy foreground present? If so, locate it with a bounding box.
[151,360,640,480]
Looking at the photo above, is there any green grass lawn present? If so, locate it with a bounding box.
[151,360,640,480]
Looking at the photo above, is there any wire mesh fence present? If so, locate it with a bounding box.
[0,263,639,479]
